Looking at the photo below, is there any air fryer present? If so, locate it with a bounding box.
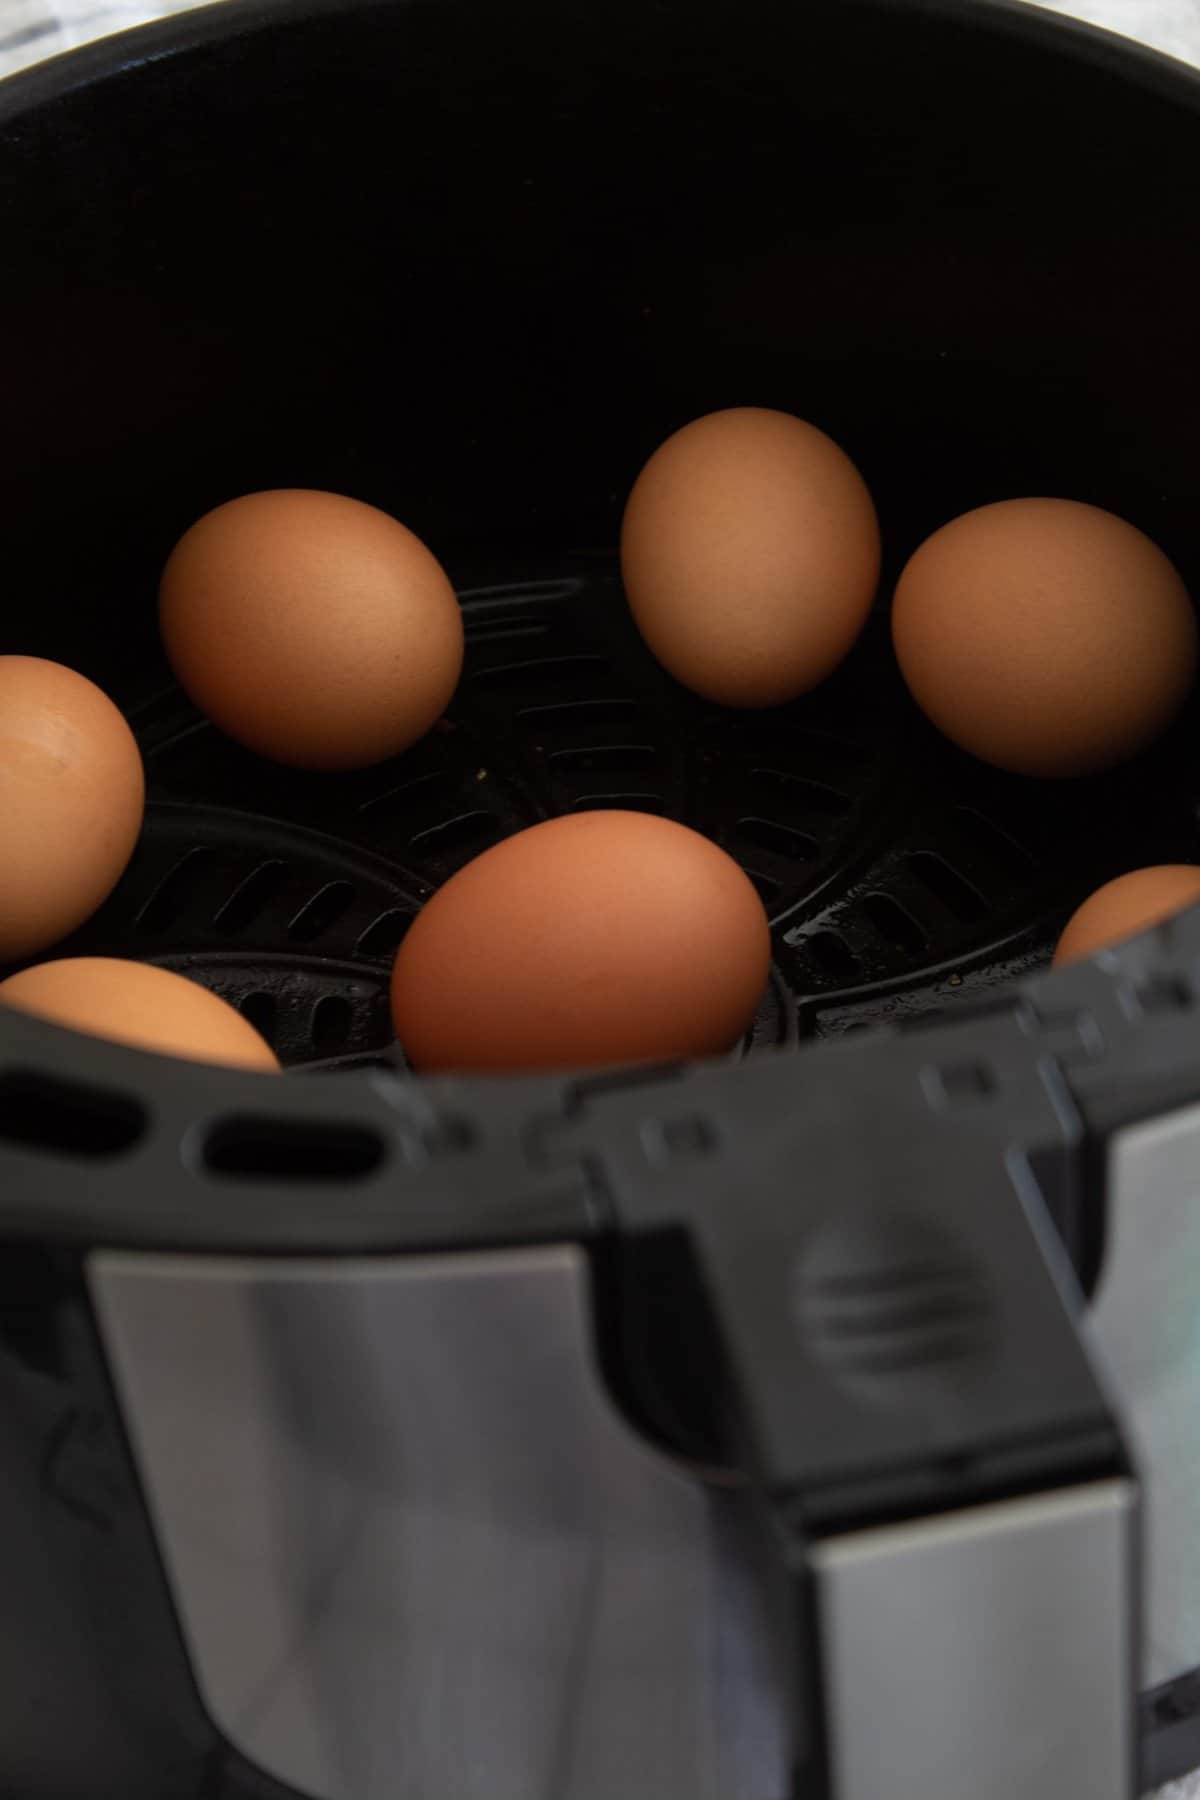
[0,0,1198,1795]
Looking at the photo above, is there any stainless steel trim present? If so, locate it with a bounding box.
[812,1479,1137,1800]
[1094,1103,1200,1691]
[90,1244,786,1800]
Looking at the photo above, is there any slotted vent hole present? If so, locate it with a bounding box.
[751,769,851,815]
[312,995,354,1055]
[357,770,451,817]
[409,812,500,856]
[136,846,218,935]
[736,818,819,862]
[953,806,1036,872]
[0,1070,145,1158]
[466,616,550,644]
[549,744,659,772]
[773,729,872,770]
[863,893,927,954]
[570,793,665,814]
[520,698,639,728]
[288,882,356,942]
[240,992,278,1041]
[746,869,782,902]
[205,1116,386,1182]
[907,853,987,923]
[357,910,413,960]
[806,931,861,979]
[472,654,610,690]
[214,860,289,935]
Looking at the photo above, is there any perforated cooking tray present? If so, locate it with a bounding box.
[1,1,1199,1796]
[26,561,1200,1068]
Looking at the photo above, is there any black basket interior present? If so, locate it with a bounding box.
[4,555,1196,1073]
[1,0,1199,1074]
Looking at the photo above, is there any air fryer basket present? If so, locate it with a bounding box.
[1,0,1199,1796]
[25,560,1200,1063]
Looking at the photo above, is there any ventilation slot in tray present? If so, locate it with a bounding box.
[751,769,851,816]
[953,806,1036,873]
[907,852,987,922]
[408,811,500,857]
[136,846,218,934]
[805,930,861,980]
[357,909,413,960]
[520,697,640,729]
[549,744,660,772]
[204,1115,386,1181]
[0,1069,145,1158]
[312,995,354,1055]
[472,655,611,691]
[569,792,665,814]
[863,893,927,954]
[214,860,289,935]
[240,992,278,1041]
[288,882,356,942]
[736,818,819,862]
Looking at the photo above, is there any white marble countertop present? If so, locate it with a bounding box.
[2,0,1199,82]
[1,0,1198,1795]
[0,0,1191,76]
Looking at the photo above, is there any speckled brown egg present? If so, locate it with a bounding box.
[620,408,880,707]
[1054,866,1200,966]
[0,957,280,1070]
[160,489,464,770]
[892,499,1197,777]
[0,656,144,963]
[390,810,772,1072]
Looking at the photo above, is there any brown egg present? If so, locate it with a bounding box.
[0,957,280,1070]
[160,489,464,769]
[391,810,771,1072]
[620,408,880,707]
[892,499,1197,777]
[0,656,144,963]
[1054,866,1200,966]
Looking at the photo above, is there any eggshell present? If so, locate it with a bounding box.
[160,489,464,769]
[892,499,1197,777]
[1053,866,1200,966]
[620,408,880,706]
[0,957,280,1070]
[0,656,144,962]
[391,810,771,1072]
